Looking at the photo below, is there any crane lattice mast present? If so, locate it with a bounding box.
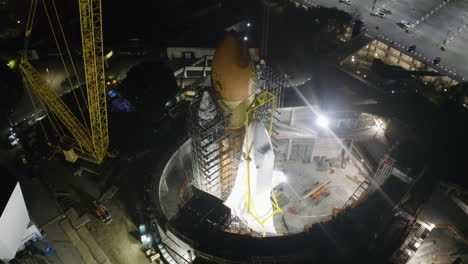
[19,0,109,164]
[78,0,108,163]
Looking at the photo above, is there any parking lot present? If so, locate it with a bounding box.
[298,0,468,82]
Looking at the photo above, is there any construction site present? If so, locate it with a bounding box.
[150,31,438,263]
[2,0,468,264]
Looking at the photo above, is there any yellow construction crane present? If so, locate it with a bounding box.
[78,0,109,162]
[19,0,108,164]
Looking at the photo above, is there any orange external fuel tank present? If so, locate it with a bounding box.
[211,32,255,199]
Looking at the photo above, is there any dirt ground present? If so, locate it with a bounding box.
[36,156,151,264]
[86,198,149,264]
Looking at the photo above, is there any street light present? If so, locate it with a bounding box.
[316,115,329,128]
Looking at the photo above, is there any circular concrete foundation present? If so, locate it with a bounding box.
[158,138,373,236]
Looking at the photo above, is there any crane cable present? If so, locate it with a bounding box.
[20,70,52,145]
[50,0,90,131]
[22,0,60,147]
[21,65,68,145]
[41,0,91,135]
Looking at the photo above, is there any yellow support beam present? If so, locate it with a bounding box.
[244,91,282,226]
[39,214,65,230]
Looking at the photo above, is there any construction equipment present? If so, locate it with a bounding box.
[302,179,332,200]
[93,200,112,224]
[19,0,109,164]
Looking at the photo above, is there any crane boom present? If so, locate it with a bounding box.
[19,0,109,164]
[78,0,108,163]
[19,58,94,155]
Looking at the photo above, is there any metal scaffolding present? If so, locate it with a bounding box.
[188,62,285,202]
[373,154,396,188]
[188,86,236,200]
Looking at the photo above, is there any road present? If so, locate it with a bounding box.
[298,0,468,82]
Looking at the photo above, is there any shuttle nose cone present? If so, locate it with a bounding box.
[211,32,254,102]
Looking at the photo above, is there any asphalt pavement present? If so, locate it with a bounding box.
[298,0,468,82]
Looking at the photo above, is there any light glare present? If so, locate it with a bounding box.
[316,115,329,128]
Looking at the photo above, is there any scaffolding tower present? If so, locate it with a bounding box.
[344,154,396,209]
[373,154,396,188]
[188,62,285,202]
[188,85,240,200]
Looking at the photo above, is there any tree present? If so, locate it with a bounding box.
[119,60,178,120]
[0,63,23,120]
[60,75,81,93]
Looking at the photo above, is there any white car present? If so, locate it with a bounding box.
[371,12,385,18]
[399,20,413,29]
[339,0,351,5]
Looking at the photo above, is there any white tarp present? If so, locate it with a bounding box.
[0,183,31,262]
[225,120,278,234]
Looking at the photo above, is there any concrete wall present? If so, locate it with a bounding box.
[159,140,192,220]
[167,48,215,60]
[157,140,196,263]
[311,137,343,159]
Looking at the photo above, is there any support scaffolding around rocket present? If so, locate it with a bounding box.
[188,32,285,233]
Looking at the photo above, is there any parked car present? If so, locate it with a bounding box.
[371,12,385,18]
[339,0,351,5]
[4,131,19,149]
[380,8,392,14]
[398,20,413,29]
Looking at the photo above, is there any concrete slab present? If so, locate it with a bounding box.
[273,150,368,233]
[66,208,79,224]
[60,219,96,264]
[99,186,119,201]
[17,177,84,264]
[76,227,110,264]
[86,198,150,264]
[66,208,92,230]
[74,244,98,264]
[74,214,92,230]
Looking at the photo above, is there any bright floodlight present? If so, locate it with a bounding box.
[244,36,248,41]
[247,22,251,27]
[316,115,329,128]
